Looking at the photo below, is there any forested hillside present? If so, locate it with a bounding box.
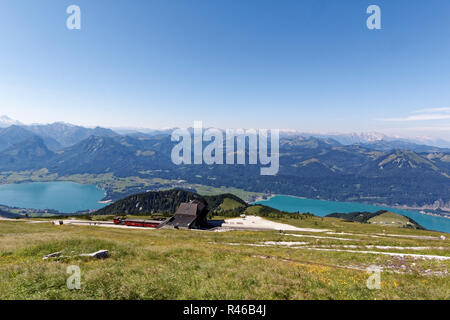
[0,126,449,209]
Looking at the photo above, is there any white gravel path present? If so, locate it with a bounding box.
[220,216,330,232]
[284,233,358,241]
[303,247,450,260]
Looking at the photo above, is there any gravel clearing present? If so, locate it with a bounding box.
[220,216,330,232]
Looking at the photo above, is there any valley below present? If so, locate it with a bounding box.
[0,169,449,232]
[1,123,449,215]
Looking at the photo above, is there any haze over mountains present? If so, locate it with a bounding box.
[0,115,449,211]
[0,115,22,127]
[2,115,449,149]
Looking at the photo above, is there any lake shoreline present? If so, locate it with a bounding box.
[0,181,106,215]
[253,193,450,219]
[1,179,449,222]
[255,195,450,233]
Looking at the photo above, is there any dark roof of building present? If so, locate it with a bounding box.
[160,200,207,229]
[175,200,205,216]
[165,214,198,228]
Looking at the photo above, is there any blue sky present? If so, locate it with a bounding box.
[1,0,450,139]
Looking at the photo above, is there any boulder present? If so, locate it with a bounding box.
[79,250,109,259]
[42,251,62,260]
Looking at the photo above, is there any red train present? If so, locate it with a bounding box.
[113,217,165,228]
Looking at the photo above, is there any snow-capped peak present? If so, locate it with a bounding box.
[348,132,386,142]
[0,115,22,128]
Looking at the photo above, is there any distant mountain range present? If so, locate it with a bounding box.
[0,116,449,210]
[2,115,450,149]
[281,131,450,149]
[25,122,118,149]
[0,123,118,152]
[0,115,23,127]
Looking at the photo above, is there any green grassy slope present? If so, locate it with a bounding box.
[368,212,414,227]
[327,210,424,230]
[0,216,448,300]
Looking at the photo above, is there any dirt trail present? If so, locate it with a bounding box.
[303,247,450,260]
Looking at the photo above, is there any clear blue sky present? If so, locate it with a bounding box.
[1,0,450,139]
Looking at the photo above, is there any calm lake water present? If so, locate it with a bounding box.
[255,195,450,234]
[0,182,106,213]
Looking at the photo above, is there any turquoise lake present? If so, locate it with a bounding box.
[255,195,450,234]
[1,182,449,233]
[0,182,106,213]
